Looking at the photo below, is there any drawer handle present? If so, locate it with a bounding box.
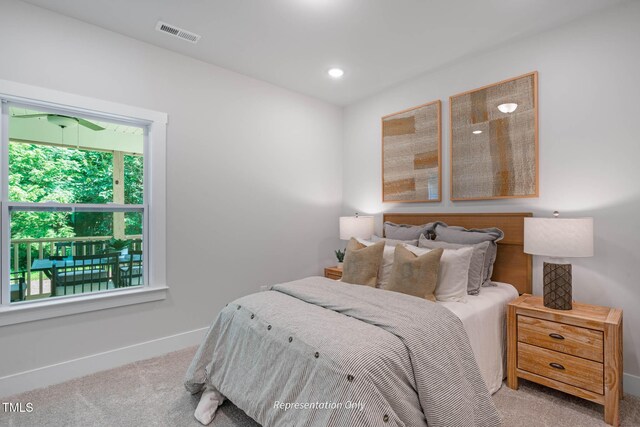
[549,333,565,340]
[549,362,565,370]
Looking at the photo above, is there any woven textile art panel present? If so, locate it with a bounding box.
[450,73,537,200]
[382,101,441,202]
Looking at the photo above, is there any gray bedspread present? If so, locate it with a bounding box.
[185,276,501,427]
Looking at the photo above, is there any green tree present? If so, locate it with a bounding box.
[124,154,144,235]
[9,142,143,269]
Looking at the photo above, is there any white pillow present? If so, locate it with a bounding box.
[404,245,473,302]
[356,238,396,288]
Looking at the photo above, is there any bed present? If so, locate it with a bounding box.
[185,213,532,426]
[439,282,518,394]
[384,213,532,395]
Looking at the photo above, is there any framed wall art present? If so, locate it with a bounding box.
[450,72,538,201]
[382,100,441,203]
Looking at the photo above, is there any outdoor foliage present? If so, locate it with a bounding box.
[9,142,143,271]
[9,142,143,239]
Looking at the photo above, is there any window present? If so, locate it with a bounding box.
[6,104,146,303]
[0,80,167,325]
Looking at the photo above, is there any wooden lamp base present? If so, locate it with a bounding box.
[543,262,572,310]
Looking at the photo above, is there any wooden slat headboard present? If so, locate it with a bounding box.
[383,212,532,295]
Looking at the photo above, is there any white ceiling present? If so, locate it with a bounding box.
[22,0,624,105]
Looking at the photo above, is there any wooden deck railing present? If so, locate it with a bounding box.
[11,235,142,299]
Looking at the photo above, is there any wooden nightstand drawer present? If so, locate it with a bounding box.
[518,315,604,362]
[508,294,622,426]
[324,267,342,280]
[518,342,604,394]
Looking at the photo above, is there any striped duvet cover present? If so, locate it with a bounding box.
[185,276,501,427]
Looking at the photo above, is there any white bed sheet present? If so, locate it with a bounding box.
[438,282,519,394]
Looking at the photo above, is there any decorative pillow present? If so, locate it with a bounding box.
[341,238,385,287]
[404,245,473,302]
[371,234,419,247]
[419,234,490,295]
[356,238,395,288]
[383,221,436,241]
[434,224,504,287]
[386,245,443,301]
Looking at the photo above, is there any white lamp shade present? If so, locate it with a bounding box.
[339,216,374,240]
[524,217,594,258]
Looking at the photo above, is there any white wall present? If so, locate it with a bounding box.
[0,0,342,390]
[2,0,639,399]
[343,1,640,389]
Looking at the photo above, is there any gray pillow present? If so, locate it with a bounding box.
[371,234,418,247]
[434,224,504,286]
[383,221,436,241]
[418,234,489,295]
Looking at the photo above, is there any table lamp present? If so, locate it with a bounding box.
[524,211,593,310]
[339,213,374,241]
[524,212,594,310]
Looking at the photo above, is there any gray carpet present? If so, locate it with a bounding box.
[2,347,639,426]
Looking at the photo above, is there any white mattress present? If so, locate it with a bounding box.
[438,282,519,394]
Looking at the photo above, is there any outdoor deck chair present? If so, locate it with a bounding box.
[54,241,73,258]
[118,251,143,287]
[51,253,119,296]
[54,240,109,257]
[10,271,26,302]
[73,240,109,256]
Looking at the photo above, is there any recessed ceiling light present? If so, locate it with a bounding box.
[472,130,483,134]
[498,103,518,113]
[328,68,344,78]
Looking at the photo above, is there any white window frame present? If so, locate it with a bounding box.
[0,79,168,326]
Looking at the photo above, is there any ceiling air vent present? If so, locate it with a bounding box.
[155,21,201,44]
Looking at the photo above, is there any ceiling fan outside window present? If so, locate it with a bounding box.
[13,113,105,131]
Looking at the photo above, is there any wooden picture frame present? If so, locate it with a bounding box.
[382,100,441,203]
[449,72,539,201]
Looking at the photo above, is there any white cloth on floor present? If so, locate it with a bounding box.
[194,386,225,425]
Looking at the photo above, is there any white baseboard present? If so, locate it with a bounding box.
[624,372,640,398]
[0,326,209,398]
[1,327,638,399]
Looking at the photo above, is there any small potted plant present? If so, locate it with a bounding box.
[107,238,129,255]
[334,248,346,268]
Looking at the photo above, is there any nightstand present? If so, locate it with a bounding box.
[324,266,342,280]
[507,294,623,426]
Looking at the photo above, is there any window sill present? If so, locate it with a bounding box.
[0,286,168,327]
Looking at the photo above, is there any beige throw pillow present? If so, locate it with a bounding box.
[387,245,444,301]
[342,238,385,287]
[355,238,396,288]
